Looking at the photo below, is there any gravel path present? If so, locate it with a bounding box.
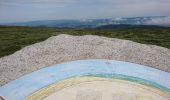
[0,34,170,86]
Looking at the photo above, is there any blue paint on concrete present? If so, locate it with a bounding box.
[0,59,170,100]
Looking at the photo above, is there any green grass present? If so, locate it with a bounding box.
[0,26,170,58]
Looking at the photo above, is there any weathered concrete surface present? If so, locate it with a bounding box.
[0,34,170,86]
[42,79,169,100]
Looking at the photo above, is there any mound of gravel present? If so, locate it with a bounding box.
[0,34,170,86]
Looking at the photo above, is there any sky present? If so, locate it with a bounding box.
[0,0,170,23]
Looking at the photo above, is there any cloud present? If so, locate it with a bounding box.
[145,17,170,26]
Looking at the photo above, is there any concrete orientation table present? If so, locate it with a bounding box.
[0,59,170,100]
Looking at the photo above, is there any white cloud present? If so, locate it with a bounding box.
[145,17,170,26]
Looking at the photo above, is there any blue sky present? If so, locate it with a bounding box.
[0,0,170,23]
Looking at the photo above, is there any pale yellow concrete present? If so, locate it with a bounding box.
[26,77,170,100]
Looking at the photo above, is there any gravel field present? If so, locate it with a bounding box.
[0,34,170,86]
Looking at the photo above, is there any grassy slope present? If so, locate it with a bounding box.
[0,26,170,58]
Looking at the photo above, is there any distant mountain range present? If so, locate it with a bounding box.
[1,16,170,28]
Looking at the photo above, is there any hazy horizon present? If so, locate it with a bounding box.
[0,0,170,23]
[0,16,168,23]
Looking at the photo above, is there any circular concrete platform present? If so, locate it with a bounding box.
[0,59,170,100]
